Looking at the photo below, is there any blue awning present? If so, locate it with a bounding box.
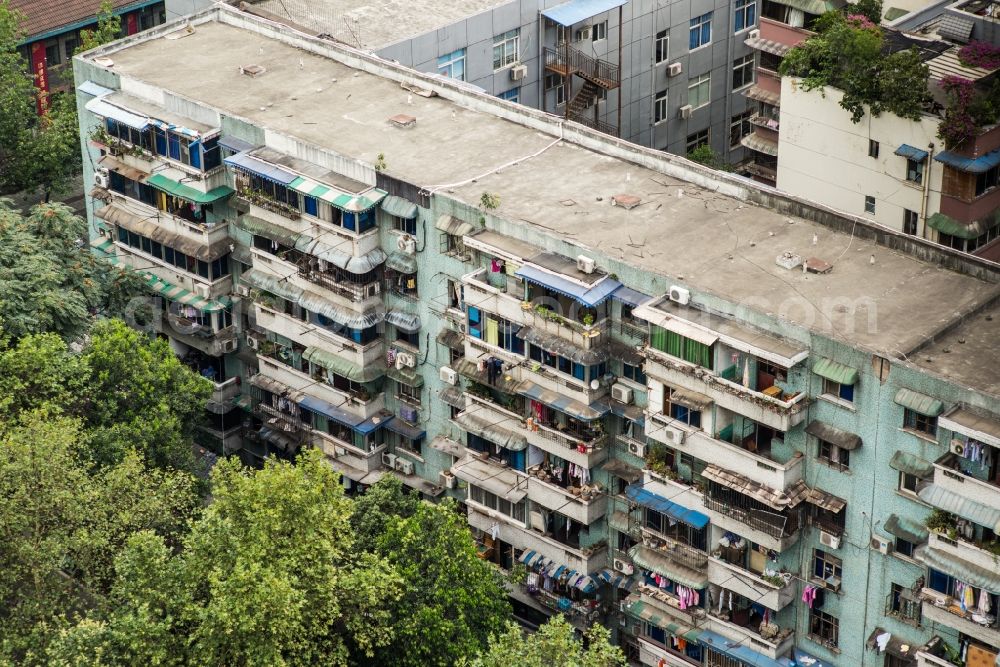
[699,630,789,667]
[625,484,709,530]
[516,380,609,421]
[298,395,364,428]
[515,264,622,307]
[85,97,149,130]
[384,418,426,441]
[541,0,629,25]
[224,152,298,185]
[597,568,635,591]
[219,136,258,154]
[77,80,114,97]
[934,148,1000,174]
[519,550,597,592]
[611,286,651,307]
[894,144,929,161]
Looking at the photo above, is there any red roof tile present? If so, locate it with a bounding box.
[9,0,155,41]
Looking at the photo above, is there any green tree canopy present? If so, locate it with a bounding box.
[468,615,626,667]
[77,1,122,54]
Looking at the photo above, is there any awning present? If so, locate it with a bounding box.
[85,96,149,129]
[436,215,475,236]
[453,358,521,393]
[519,551,598,592]
[934,147,1000,174]
[744,34,790,56]
[258,426,300,452]
[655,317,718,347]
[240,268,305,302]
[78,80,114,97]
[516,380,608,421]
[299,238,386,274]
[234,215,304,248]
[611,286,651,307]
[927,212,995,240]
[608,341,643,367]
[453,410,527,451]
[884,514,928,544]
[146,173,234,204]
[381,195,418,219]
[386,251,417,274]
[386,365,424,388]
[699,630,788,667]
[430,435,465,457]
[439,386,466,410]
[218,135,257,154]
[384,418,425,441]
[770,0,839,14]
[669,388,713,411]
[806,488,846,513]
[741,132,779,157]
[541,0,628,26]
[516,265,621,308]
[298,394,366,429]
[895,144,929,161]
[597,568,635,591]
[286,176,386,213]
[918,484,1000,532]
[517,327,608,364]
[601,399,645,426]
[608,510,632,534]
[624,597,701,640]
[141,272,231,313]
[302,346,386,382]
[99,154,148,182]
[894,389,944,417]
[628,545,707,589]
[701,465,810,510]
[386,310,420,333]
[745,84,780,107]
[888,451,934,479]
[916,545,1000,593]
[625,483,709,529]
[299,290,385,328]
[812,358,859,385]
[436,328,464,352]
[98,204,230,261]
[940,407,1000,448]
[600,459,642,483]
[805,421,861,451]
[225,152,298,184]
[452,455,528,502]
[250,373,296,396]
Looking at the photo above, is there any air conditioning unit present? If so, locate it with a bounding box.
[952,441,965,455]
[819,530,841,550]
[871,535,893,555]
[628,441,646,457]
[662,422,687,445]
[94,169,110,189]
[749,28,761,40]
[236,283,251,297]
[510,63,527,81]
[824,576,842,593]
[221,339,238,353]
[440,471,456,489]
[396,458,414,475]
[576,26,592,41]
[678,104,693,120]
[382,453,397,468]
[439,366,458,385]
[611,382,633,404]
[246,336,259,351]
[668,285,691,305]
[613,558,634,575]
[667,62,682,77]
[576,255,596,273]
[396,352,416,368]
[334,445,347,457]
[397,234,416,255]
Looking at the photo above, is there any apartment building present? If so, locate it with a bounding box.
[165,0,757,163]
[74,5,1000,667]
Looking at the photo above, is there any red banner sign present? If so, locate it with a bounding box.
[30,41,50,116]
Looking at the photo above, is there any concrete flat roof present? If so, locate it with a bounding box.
[915,304,1000,397]
[249,0,514,50]
[87,14,1000,394]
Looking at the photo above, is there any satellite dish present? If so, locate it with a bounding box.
[590,379,600,390]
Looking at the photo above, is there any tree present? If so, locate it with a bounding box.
[686,144,731,171]
[52,450,401,666]
[350,474,419,551]
[364,498,511,667]
[468,616,626,667]
[853,0,883,24]
[77,1,122,54]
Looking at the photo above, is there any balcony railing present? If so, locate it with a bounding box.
[543,45,620,88]
[703,496,798,540]
[885,591,922,627]
[568,110,618,136]
[236,189,300,220]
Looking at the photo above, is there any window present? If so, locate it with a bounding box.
[650,326,713,368]
[688,73,711,109]
[622,362,646,384]
[735,0,757,31]
[899,471,919,494]
[809,609,839,647]
[64,37,79,59]
[397,381,421,406]
[686,129,710,153]
[906,158,924,184]
[903,209,918,235]
[493,29,520,70]
[545,73,566,106]
[556,24,567,46]
[895,536,915,558]
[813,549,842,584]
[592,21,607,41]
[469,484,526,522]
[654,89,668,123]
[45,40,61,66]
[975,164,1000,195]
[655,29,669,63]
[869,140,880,158]
[864,195,876,214]
[903,409,937,437]
[395,328,420,347]
[732,54,755,90]
[822,377,854,403]
[730,110,752,147]
[818,440,849,471]
[391,214,416,235]
[438,49,466,81]
[689,13,712,50]
[499,87,520,103]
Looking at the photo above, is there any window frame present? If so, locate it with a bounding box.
[654,89,668,124]
[735,0,758,32]
[869,140,880,158]
[906,158,925,185]
[688,73,712,109]
[686,129,710,154]
[864,195,876,214]
[809,609,840,647]
[902,209,918,235]
[903,409,937,437]
[730,110,753,148]
[437,48,467,81]
[655,29,669,64]
[732,54,755,91]
[592,21,608,42]
[818,439,850,471]
[493,29,520,71]
[822,377,854,403]
[689,12,713,50]
[499,87,521,104]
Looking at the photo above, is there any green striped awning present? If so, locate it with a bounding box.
[381,195,418,219]
[628,546,707,589]
[287,176,387,213]
[926,212,996,240]
[894,389,944,417]
[91,236,120,261]
[302,346,386,382]
[812,358,859,385]
[918,484,1000,532]
[146,173,234,204]
[623,598,701,640]
[884,514,928,544]
[888,451,934,479]
[916,545,1000,593]
[234,215,305,248]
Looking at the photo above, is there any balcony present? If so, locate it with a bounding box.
[251,303,385,369]
[103,188,232,247]
[704,614,795,662]
[235,189,300,221]
[526,473,607,525]
[643,353,808,432]
[257,355,385,420]
[207,377,241,414]
[701,493,800,552]
[757,17,812,49]
[634,583,707,625]
[926,530,1000,583]
[932,451,1000,512]
[920,588,1000,649]
[313,428,386,475]
[150,312,237,357]
[885,589,923,627]
[706,555,796,611]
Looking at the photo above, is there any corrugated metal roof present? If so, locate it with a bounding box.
[97,203,229,261]
[927,46,991,82]
[516,380,609,421]
[894,144,929,161]
[624,483,709,529]
[300,290,385,328]
[234,215,303,248]
[806,487,846,513]
[453,410,526,451]
[429,434,464,457]
[883,513,928,544]
[741,132,779,157]
[436,328,464,351]
[933,148,1000,175]
[224,152,298,184]
[85,96,149,130]
[517,326,608,364]
[744,35,791,57]
[11,0,155,41]
[745,84,780,107]
[699,630,788,667]
[303,345,385,382]
[917,545,1000,592]
[516,264,622,308]
[438,386,466,409]
[541,0,628,26]
[240,268,305,302]
[385,250,418,274]
[436,214,475,236]
[381,195,418,219]
[623,595,701,639]
[386,365,424,388]
[888,450,934,479]
[937,14,975,44]
[805,420,861,451]
[894,388,944,416]
[918,484,1000,531]
[926,212,994,240]
[628,545,708,589]
[451,455,527,502]
[812,357,860,385]
[611,285,651,307]
[600,459,642,483]
[383,417,425,440]
[702,464,810,510]
[385,309,421,333]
